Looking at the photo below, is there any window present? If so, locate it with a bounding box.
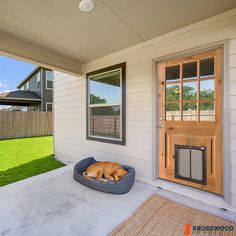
[25,82,29,90]
[46,70,53,89]
[36,72,41,90]
[165,56,215,122]
[46,103,53,112]
[86,63,126,145]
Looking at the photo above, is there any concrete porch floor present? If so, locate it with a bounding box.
[0,165,235,236]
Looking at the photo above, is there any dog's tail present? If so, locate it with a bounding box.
[82,171,92,181]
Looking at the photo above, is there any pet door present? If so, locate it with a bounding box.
[175,145,206,185]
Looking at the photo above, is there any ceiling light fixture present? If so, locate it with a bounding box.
[79,0,95,12]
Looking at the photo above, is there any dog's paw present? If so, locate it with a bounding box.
[100,178,109,183]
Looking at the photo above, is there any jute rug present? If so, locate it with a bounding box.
[109,195,236,236]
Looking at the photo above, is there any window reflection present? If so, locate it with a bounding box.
[90,70,120,105]
[166,103,180,121]
[183,61,197,80]
[90,106,120,139]
[200,102,215,121]
[166,84,180,101]
[183,102,197,121]
[166,65,180,82]
[200,80,214,100]
[183,82,197,100]
[200,58,214,78]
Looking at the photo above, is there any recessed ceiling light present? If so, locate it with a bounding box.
[79,0,95,12]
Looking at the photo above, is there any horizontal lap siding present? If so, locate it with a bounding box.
[54,67,153,182]
[54,9,236,204]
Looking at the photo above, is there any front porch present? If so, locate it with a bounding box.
[0,165,235,236]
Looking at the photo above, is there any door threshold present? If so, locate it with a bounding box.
[151,178,235,212]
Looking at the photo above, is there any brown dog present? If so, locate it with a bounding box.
[83,162,128,182]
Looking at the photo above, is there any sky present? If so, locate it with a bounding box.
[0,56,36,109]
[0,56,36,93]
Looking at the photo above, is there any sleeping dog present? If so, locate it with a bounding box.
[83,162,128,182]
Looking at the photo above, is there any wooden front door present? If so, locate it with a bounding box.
[157,48,222,195]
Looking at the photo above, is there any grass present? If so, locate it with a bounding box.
[0,136,65,186]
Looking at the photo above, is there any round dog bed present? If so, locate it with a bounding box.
[73,157,135,194]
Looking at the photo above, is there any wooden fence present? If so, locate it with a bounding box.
[91,115,120,138]
[0,111,53,140]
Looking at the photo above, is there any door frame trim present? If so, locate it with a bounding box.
[152,40,230,204]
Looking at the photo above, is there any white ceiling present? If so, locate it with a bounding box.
[0,0,236,67]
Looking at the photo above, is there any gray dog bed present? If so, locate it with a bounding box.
[73,157,135,194]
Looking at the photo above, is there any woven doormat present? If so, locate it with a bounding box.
[109,195,236,236]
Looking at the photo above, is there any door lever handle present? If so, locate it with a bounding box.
[159,125,164,129]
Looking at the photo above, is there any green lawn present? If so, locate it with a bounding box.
[0,136,65,186]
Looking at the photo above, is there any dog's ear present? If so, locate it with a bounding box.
[117,168,128,177]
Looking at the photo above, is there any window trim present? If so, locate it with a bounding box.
[46,102,53,112]
[86,62,126,145]
[46,70,53,90]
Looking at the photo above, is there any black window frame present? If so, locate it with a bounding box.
[86,62,126,145]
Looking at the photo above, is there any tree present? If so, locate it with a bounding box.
[90,94,107,104]
[165,84,214,111]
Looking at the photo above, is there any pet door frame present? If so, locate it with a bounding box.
[175,145,207,185]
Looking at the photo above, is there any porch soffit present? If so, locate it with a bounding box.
[0,0,236,74]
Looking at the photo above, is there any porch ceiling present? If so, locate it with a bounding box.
[0,0,236,74]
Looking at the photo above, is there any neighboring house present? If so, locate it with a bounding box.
[0,67,53,111]
[17,67,53,111]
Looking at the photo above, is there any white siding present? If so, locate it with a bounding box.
[54,9,236,207]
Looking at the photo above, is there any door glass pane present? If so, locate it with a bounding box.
[200,102,215,121]
[178,149,190,178]
[166,103,180,121]
[90,105,120,139]
[200,80,214,100]
[166,65,180,82]
[200,58,214,78]
[191,149,203,181]
[183,82,197,100]
[166,84,180,101]
[183,102,197,121]
[90,69,121,105]
[183,61,197,80]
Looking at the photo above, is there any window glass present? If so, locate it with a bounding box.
[90,70,120,105]
[182,82,197,100]
[87,64,125,144]
[36,72,41,90]
[183,61,197,80]
[25,82,29,90]
[47,103,53,112]
[183,102,197,121]
[200,102,215,121]
[165,84,180,101]
[46,71,53,89]
[166,103,180,121]
[165,65,180,82]
[90,106,120,139]
[200,58,214,77]
[200,80,214,100]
